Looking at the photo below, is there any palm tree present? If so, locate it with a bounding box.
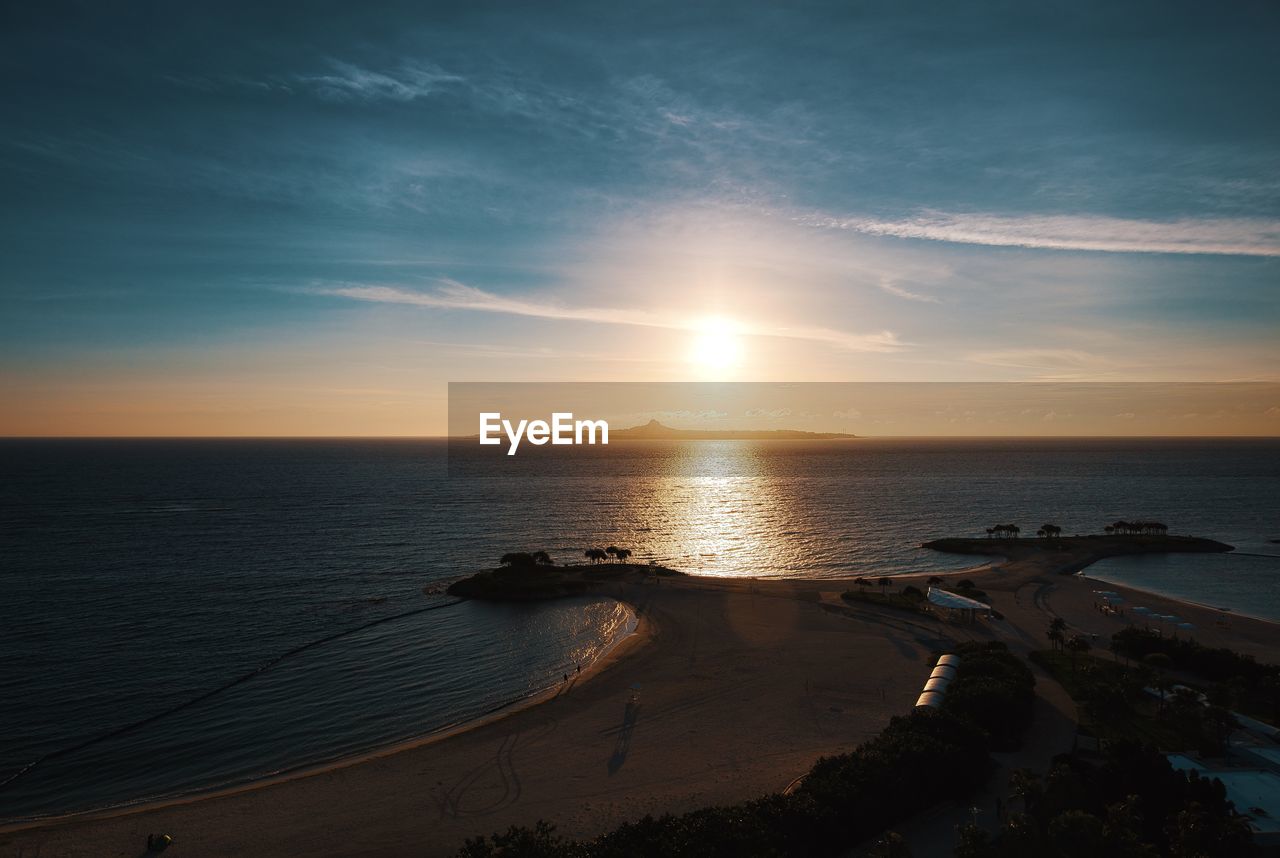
[1065,634,1091,669]
[1008,768,1043,819]
[1109,636,1125,664]
[1047,617,1067,651]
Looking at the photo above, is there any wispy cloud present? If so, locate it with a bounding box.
[801,210,1280,257]
[877,277,939,303]
[317,280,906,353]
[291,61,464,102]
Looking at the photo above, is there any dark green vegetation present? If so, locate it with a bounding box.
[1031,649,1236,754]
[1110,628,1280,725]
[942,643,1036,752]
[995,633,1275,857]
[841,580,929,613]
[447,563,592,601]
[458,642,1035,857]
[841,578,992,615]
[956,743,1252,858]
[448,548,671,601]
[983,521,1168,540]
[925,534,1233,575]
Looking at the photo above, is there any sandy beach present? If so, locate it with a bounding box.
[3,544,1278,858]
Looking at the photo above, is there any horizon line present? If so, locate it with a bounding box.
[3,434,1280,441]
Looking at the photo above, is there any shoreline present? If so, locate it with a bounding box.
[5,544,1278,857]
[1075,561,1280,627]
[1,570,943,856]
[0,602,647,833]
[2,553,1260,831]
[1073,571,1280,627]
[1070,571,1280,632]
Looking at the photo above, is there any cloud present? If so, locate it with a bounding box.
[292,61,463,102]
[801,210,1280,257]
[877,277,939,303]
[316,280,907,353]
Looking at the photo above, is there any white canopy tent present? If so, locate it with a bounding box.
[927,587,992,621]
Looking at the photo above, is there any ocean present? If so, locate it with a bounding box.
[2,437,1278,820]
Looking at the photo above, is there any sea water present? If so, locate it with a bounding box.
[1,437,1277,818]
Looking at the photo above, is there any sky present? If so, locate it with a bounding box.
[2,1,1278,435]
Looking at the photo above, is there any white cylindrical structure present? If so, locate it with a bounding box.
[915,691,945,709]
[923,676,951,693]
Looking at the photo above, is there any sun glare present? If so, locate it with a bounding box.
[688,317,745,374]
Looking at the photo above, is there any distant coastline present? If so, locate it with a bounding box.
[609,419,857,441]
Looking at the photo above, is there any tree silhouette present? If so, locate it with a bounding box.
[605,545,619,562]
[530,550,553,565]
[1047,617,1067,651]
[615,548,632,563]
[584,548,609,564]
[877,576,892,597]
[1065,634,1091,670]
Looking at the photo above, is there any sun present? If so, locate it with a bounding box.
[688,317,744,373]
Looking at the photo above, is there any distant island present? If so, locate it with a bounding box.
[611,419,857,441]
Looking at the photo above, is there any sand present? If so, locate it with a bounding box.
[3,547,1278,858]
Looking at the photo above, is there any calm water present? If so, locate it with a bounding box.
[2,437,1278,819]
